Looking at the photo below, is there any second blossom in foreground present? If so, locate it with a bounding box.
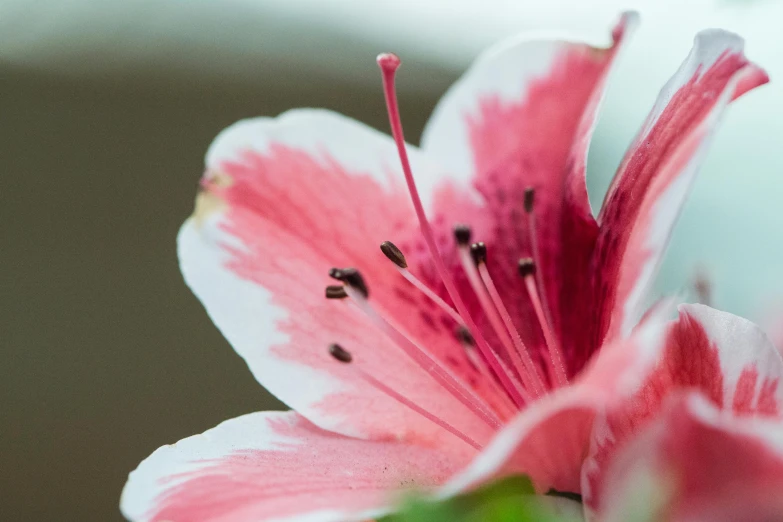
[584,305,783,520]
[121,11,767,522]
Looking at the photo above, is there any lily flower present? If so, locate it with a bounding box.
[584,305,783,520]
[121,12,766,522]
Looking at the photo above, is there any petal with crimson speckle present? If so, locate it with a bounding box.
[419,12,638,378]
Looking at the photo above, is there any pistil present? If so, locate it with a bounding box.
[377,53,525,408]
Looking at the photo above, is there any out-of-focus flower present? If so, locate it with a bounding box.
[120,12,766,522]
[600,392,783,522]
[584,305,783,520]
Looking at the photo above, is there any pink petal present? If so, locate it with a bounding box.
[182,109,496,443]
[418,13,637,377]
[600,393,783,522]
[121,411,469,522]
[594,30,769,345]
[583,304,783,516]
[439,310,667,497]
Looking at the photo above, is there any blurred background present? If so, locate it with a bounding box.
[2,0,781,520]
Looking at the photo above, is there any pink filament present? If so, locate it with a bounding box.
[356,367,483,451]
[457,247,540,398]
[398,267,463,325]
[523,275,569,387]
[526,206,556,336]
[477,262,548,396]
[344,285,502,429]
[461,346,517,419]
[377,53,525,408]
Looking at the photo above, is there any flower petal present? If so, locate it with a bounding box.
[583,304,783,516]
[182,108,496,443]
[438,310,667,497]
[600,393,783,522]
[121,411,469,522]
[420,13,637,377]
[594,30,769,344]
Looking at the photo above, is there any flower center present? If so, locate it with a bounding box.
[324,53,571,445]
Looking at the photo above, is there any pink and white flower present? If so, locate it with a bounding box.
[121,12,767,522]
[584,305,783,520]
[600,393,783,522]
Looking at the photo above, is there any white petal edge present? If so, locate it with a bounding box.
[206,108,446,203]
[420,11,639,183]
[614,31,762,337]
[120,411,394,522]
[182,109,450,439]
[680,303,783,407]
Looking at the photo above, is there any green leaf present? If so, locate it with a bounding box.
[382,475,580,522]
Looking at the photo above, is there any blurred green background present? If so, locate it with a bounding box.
[2,1,782,520]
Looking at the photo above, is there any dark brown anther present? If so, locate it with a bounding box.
[518,257,536,277]
[328,267,343,280]
[469,242,487,264]
[337,267,369,298]
[524,187,535,213]
[453,224,472,246]
[325,285,348,299]
[455,325,475,347]
[380,241,407,269]
[328,343,353,363]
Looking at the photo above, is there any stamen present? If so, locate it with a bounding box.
[325,285,348,299]
[381,241,462,325]
[330,267,369,298]
[470,241,487,264]
[523,187,535,214]
[475,255,547,396]
[518,258,569,387]
[328,342,353,362]
[329,343,483,451]
[343,282,503,429]
[457,241,541,398]
[380,240,408,269]
[454,224,472,246]
[523,187,555,339]
[455,325,474,346]
[378,54,524,407]
[455,326,517,418]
